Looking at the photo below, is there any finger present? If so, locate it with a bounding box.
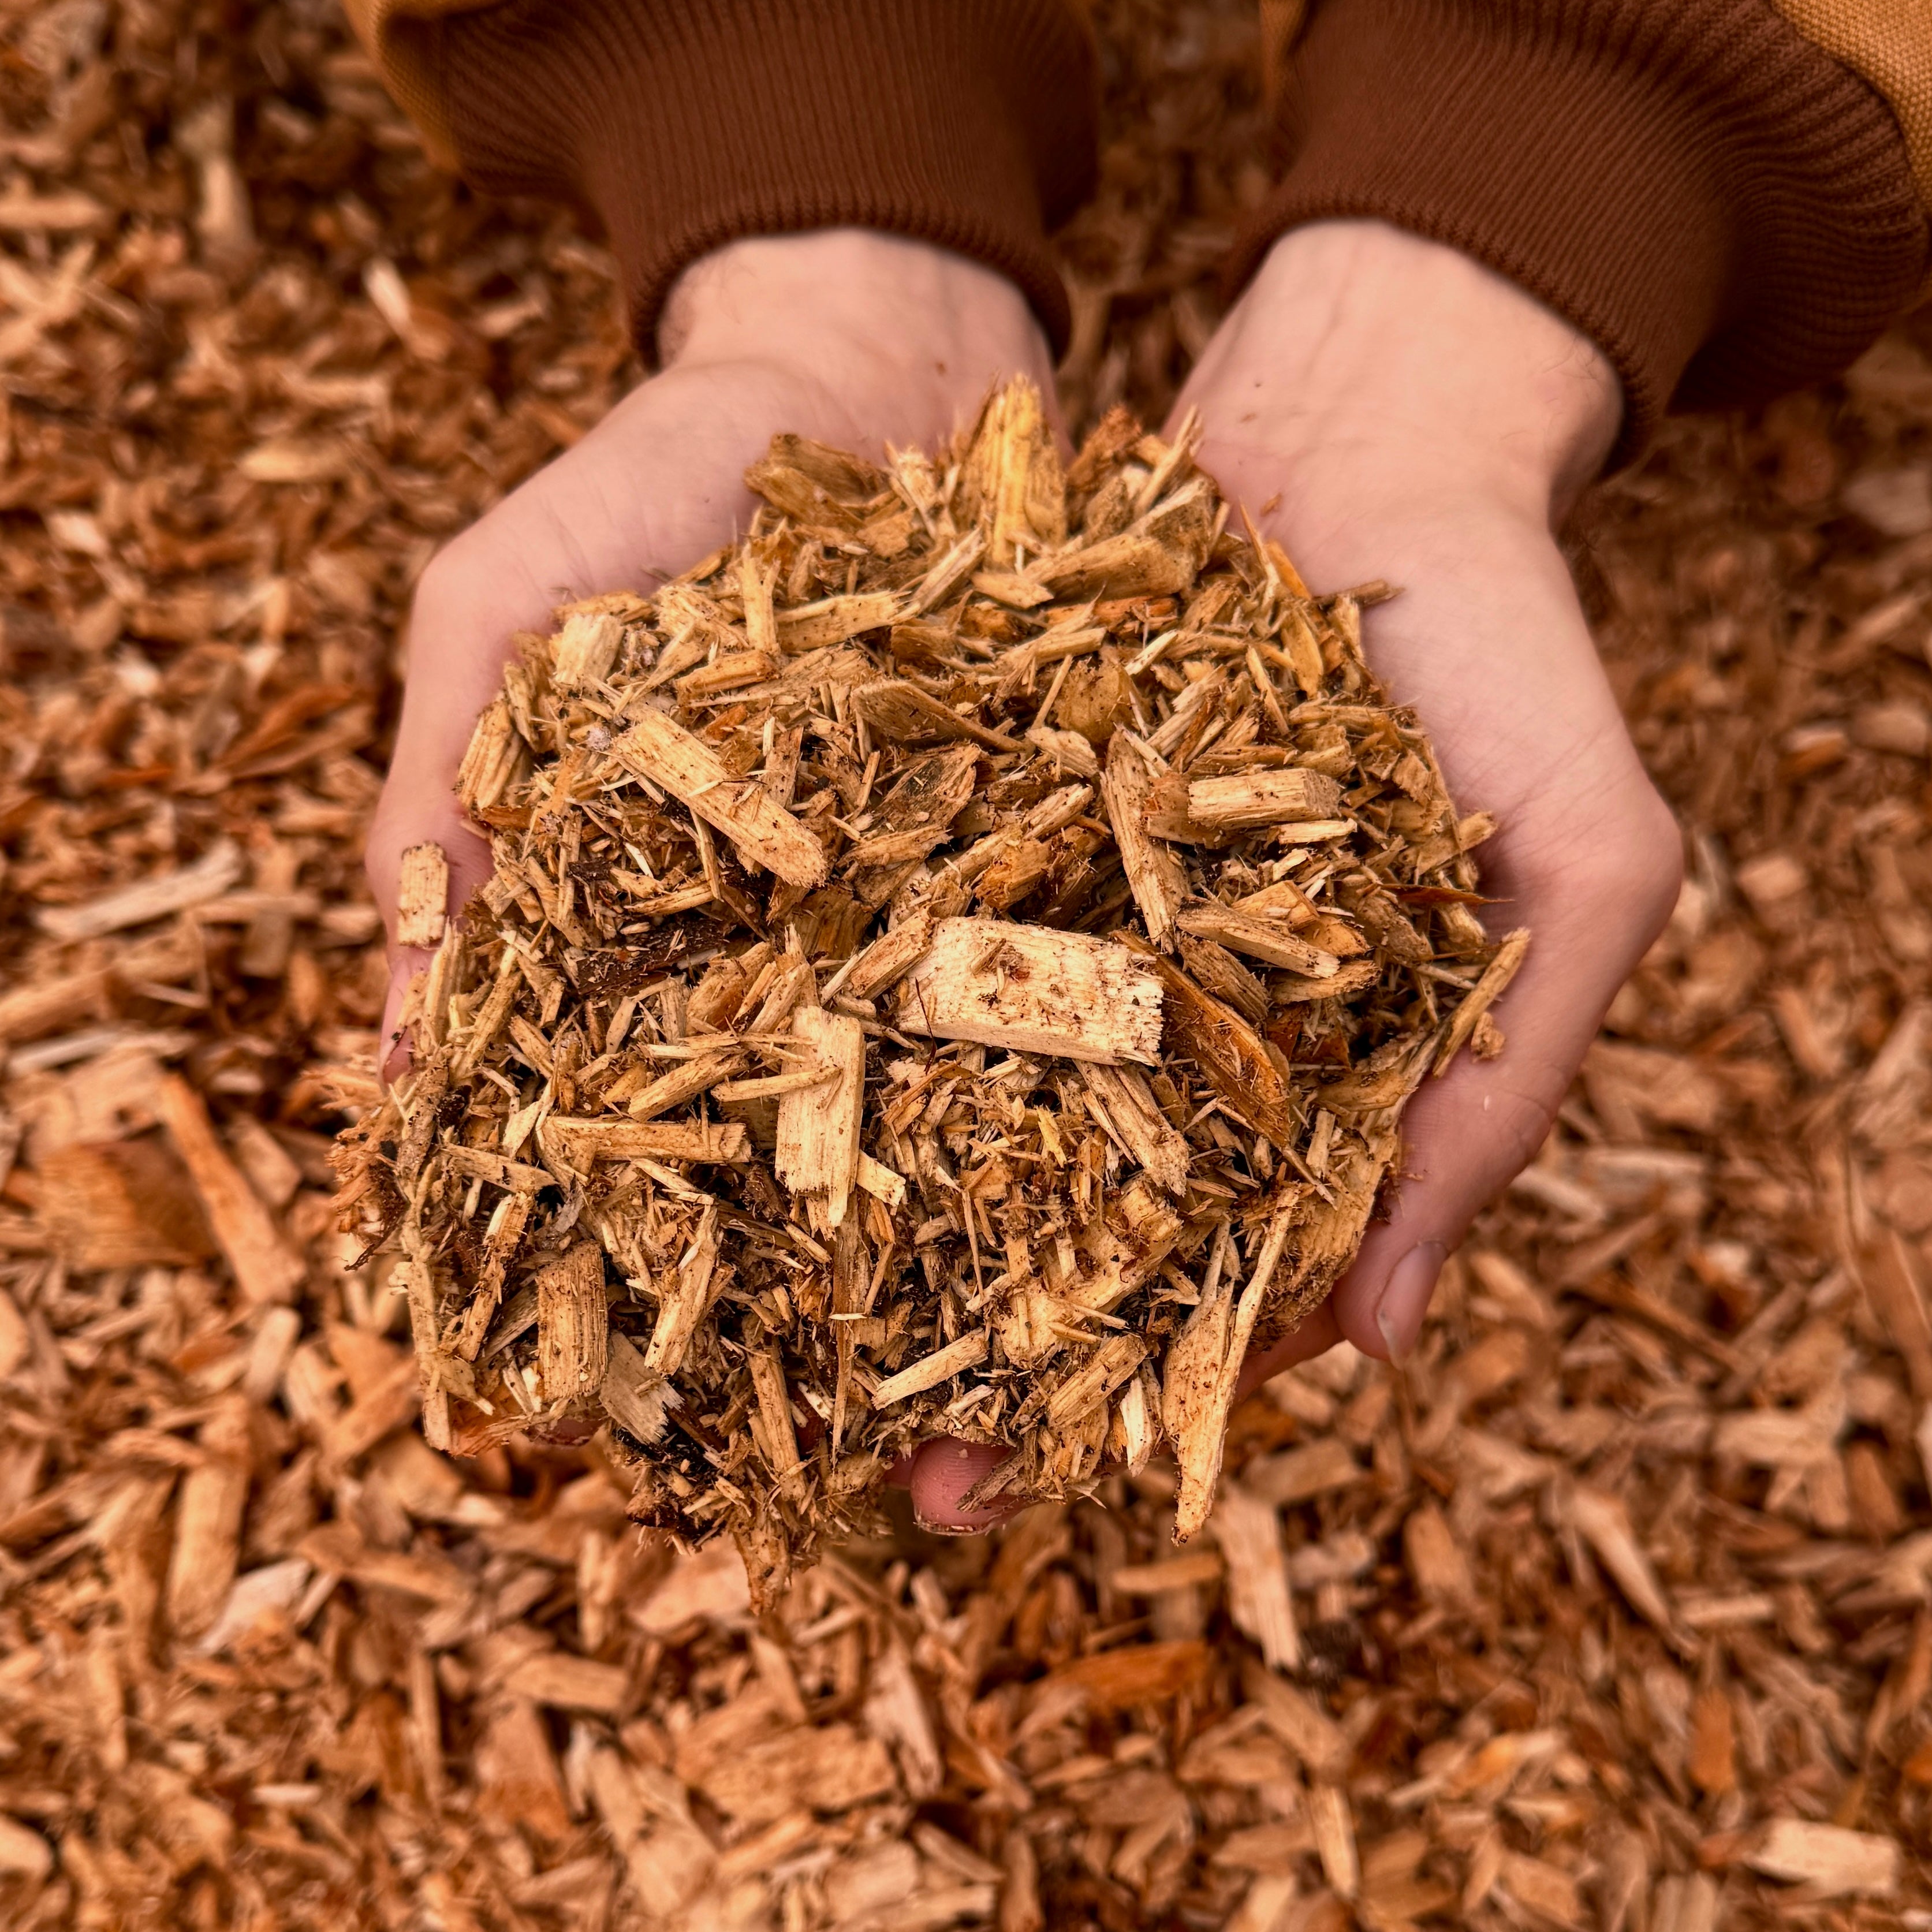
[901,1438,1027,1535]
[1325,867,1676,1364]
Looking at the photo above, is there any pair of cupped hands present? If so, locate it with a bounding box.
[366,221,1681,1530]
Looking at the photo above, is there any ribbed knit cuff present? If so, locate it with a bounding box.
[1233,0,1927,460]
[422,0,1097,360]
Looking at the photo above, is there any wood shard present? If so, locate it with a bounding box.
[1186,767,1344,833]
[612,708,828,888]
[158,1075,305,1305]
[897,919,1162,1065]
[774,1006,866,1229]
[394,841,449,949]
[536,1243,607,1405]
[872,1329,990,1407]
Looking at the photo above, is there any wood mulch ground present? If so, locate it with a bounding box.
[1,1,1929,1926]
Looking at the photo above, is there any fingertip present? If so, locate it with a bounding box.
[907,1439,1022,1535]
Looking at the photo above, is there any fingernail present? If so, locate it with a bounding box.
[1375,1241,1445,1363]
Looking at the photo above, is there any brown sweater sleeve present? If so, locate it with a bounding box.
[355,0,1098,359]
[1240,0,1930,455]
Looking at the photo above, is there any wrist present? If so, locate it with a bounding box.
[1187,221,1621,524]
[660,229,1054,441]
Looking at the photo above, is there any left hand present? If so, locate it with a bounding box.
[1169,221,1683,1393]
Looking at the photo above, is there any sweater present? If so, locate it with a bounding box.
[344,0,1932,448]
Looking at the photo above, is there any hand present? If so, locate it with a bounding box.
[1170,221,1683,1391]
[365,227,1055,1075]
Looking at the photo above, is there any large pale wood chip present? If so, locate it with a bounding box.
[612,708,827,888]
[540,1117,749,1169]
[897,919,1162,1065]
[871,1329,988,1407]
[774,1006,866,1230]
[157,1075,305,1305]
[1745,1820,1899,1897]
[1102,733,1186,949]
[602,1328,682,1445]
[1186,767,1344,833]
[536,1243,608,1405]
[394,841,449,949]
[1434,927,1530,1073]
[1177,903,1339,978]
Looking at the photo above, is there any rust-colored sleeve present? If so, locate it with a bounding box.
[1240,0,1931,455]
[345,0,1098,358]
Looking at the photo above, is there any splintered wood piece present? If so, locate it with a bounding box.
[457,695,525,811]
[536,1244,607,1405]
[1177,903,1340,978]
[1166,1209,1296,1541]
[612,708,828,888]
[775,589,904,654]
[1102,733,1187,949]
[601,1329,681,1445]
[1080,1062,1188,1195]
[963,374,1067,566]
[842,913,936,999]
[398,1258,453,1451]
[394,841,449,949]
[1434,926,1530,1073]
[157,1075,305,1305]
[747,1331,804,1492]
[897,919,1162,1065]
[613,1047,745,1119]
[1141,949,1299,1148]
[550,609,624,688]
[871,1329,989,1407]
[1043,1333,1146,1431]
[1211,1482,1300,1673]
[855,680,1020,753]
[644,1203,721,1376]
[1187,767,1344,833]
[539,1117,750,1170]
[774,1006,866,1229]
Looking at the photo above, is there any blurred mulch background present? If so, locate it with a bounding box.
[2,0,1931,1926]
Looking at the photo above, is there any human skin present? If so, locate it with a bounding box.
[367,221,1682,1534]
[365,226,1057,1073]
[912,223,1683,1525]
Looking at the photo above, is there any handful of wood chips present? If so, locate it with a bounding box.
[334,378,1527,1599]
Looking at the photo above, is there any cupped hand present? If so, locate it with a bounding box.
[365,227,1056,1075]
[1169,221,1682,1393]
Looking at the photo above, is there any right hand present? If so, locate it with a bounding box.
[365,227,1057,1079]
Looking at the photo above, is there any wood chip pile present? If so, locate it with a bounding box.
[0,1,1929,1927]
[334,375,1520,1596]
